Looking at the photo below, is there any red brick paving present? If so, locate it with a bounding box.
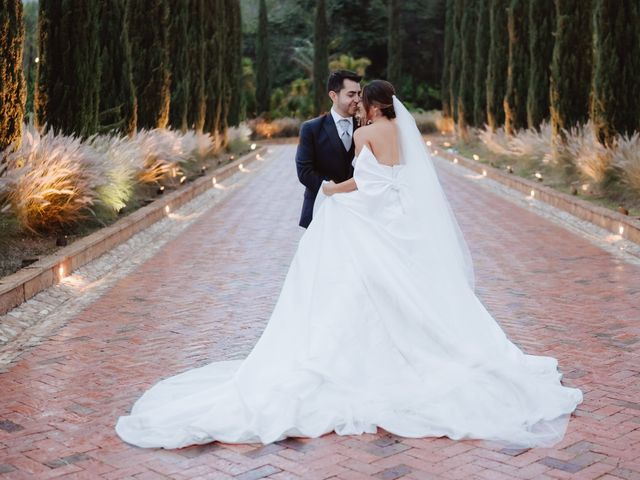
[1,144,640,479]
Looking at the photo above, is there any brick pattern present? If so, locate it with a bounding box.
[0,145,639,479]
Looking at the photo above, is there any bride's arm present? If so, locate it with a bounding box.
[323,177,357,195]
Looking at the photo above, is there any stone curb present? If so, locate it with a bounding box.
[0,147,267,316]
[433,146,640,246]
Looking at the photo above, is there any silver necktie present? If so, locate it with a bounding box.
[338,119,351,151]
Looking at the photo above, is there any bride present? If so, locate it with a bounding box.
[116,80,582,449]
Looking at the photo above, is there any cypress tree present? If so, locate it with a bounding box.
[227,0,243,127]
[187,0,206,132]
[313,0,329,116]
[486,0,508,130]
[550,0,592,141]
[128,0,170,130]
[387,0,402,88]
[255,0,270,115]
[504,0,529,135]
[526,0,554,130]
[473,0,490,127]
[98,0,137,136]
[22,1,37,121]
[449,0,463,124]
[441,0,454,119]
[35,0,101,137]
[168,0,190,132]
[203,0,223,144]
[591,0,640,147]
[218,0,237,145]
[241,57,257,120]
[457,0,476,134]
[0,0,26,153]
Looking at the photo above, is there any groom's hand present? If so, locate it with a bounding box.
[322,181,336,196]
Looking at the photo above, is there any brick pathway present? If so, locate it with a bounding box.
[1,145,639,479]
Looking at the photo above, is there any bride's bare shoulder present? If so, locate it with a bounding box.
[355,121,392,139]
[354,123,372,140]
[354,124,373,155]
[355,121,397,156]
[369,121,397,142]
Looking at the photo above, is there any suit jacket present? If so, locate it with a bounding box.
[295,113,357,228]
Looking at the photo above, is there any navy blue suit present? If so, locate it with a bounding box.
[295,114,357,228]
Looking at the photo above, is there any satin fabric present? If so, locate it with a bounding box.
[116,143,582,449]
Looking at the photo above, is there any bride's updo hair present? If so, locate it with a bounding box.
[362,80,396,120]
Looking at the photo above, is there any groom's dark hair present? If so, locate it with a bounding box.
[327,70,362,93]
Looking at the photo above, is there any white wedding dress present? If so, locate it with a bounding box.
[116,98,582,449]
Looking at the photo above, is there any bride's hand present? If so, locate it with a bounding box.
[322,181,336,196]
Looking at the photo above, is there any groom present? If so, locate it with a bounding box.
[295,70,362,228]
